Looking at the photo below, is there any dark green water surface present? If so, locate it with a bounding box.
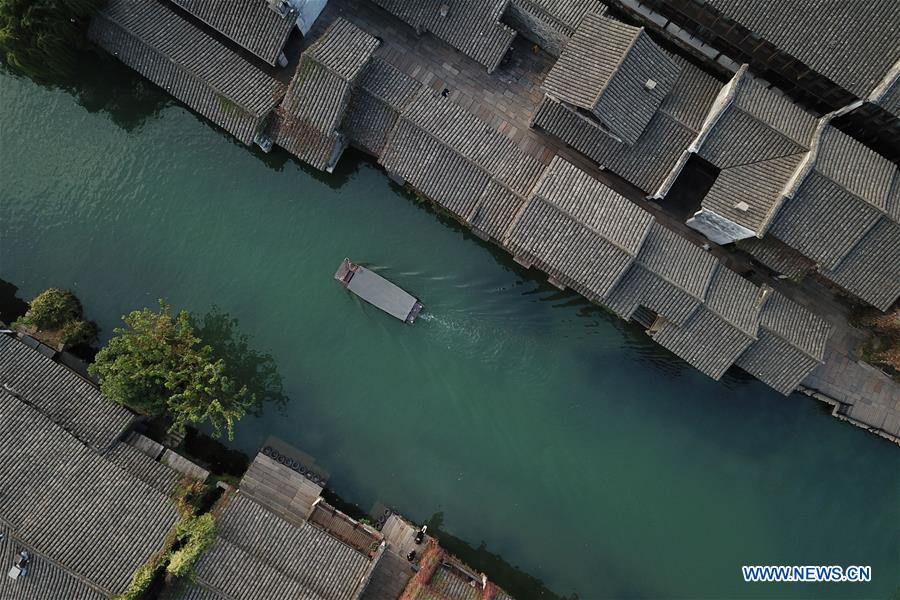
[1,68,898,599]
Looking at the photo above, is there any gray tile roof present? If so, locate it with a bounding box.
[542,13,681,144]
[605,222,718,325]
[705,0,900,99]
[689,70,818,234]
[735,291,831,394]
[700,153,805,233]
[650,266,764,380]
[170,0,297,65]
[371,0,515,72]
[343,57,422,155]
[88,0,286,145]
[0,390,179,596]
[0,335,134,452]
[274,17,379,171]
[532,54,721,193]
[380,91,544,241]
[191,494,376,600]
[504,156,653,302]
[504,0,605,56]
[769,126,899,271]
[0,524,106,600]
[105,441,180,495]
[819,217,900,311]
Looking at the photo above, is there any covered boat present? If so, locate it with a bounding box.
[334,259,423,324]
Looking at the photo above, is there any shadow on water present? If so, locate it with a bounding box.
[1,49,171,133]
[0,279,29,324]
[191,306,289,415]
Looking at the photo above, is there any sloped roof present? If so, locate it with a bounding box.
[274,18,379,170]
[0,335,133,452]
[735,291,831,394]
[89,0,286,145]
[605,222,718,324]
[380,91,544,239]
[170,0,296,65]
[372,0,515,72]
[504,156,653,301]
[533,55,722,193]
[769,126,899,270]
[705,0,900,99]
[0,524,105,600]
[0,390,179,596]
[819,217,900,311]
[343,57,422,155]
[511,0,604,30]
[651,266,764,380]
[543,13,681,144]
[190,494,376,600]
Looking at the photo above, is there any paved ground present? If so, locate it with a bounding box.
[309,0,899,445]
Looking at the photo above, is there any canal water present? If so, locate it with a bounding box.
[1,65,898,599]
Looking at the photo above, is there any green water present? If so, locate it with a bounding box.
[1,66,898,599]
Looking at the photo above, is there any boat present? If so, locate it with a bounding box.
[334,259,423,324]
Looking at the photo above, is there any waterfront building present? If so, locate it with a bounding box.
[169,0,298,66]
[88,0,286,149]
[370,0,516,73]
[273,18,380,172]
[530,11,722,194]
[666,67,900,311]
[0,335,181,599]
[381,90,545,245]
[609,0,900,160]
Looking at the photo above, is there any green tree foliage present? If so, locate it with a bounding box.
[13,287,98,347]
[89,301,260,439]
[0,0,104,81]
[166,513,217,578]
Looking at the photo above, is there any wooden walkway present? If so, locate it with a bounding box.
[239,453,323,525]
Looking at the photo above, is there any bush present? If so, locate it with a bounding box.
[114,561,158,600]
[16,288,82,329]
[61,318,98,346]
[166,513,217,578]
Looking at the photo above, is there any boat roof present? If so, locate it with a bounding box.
[347,266,419,321]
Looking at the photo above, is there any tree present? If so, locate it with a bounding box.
[89,301,259,439]
[0,0,104,82]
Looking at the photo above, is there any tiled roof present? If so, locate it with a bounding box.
[105,441,180,494]
[274,18,379,171]
[0,390,179,596]
[504,157,653,302]
[504,0,605,56]
[735,291,831,394]
[88,0,286,145]
[650,266,764,380]
[0,335,133,452]
[705,0,900,99]
[819,217,900,311]
[380,91,544,241]
[191,494,376,600]
[343,57,422,155]
[769,127,899,270]
[0,524,106,600]
[371,0,515,72]
[533,54,721,193]
[605,222,717,325]
[542,13,681,144]
[170,0,296,65]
